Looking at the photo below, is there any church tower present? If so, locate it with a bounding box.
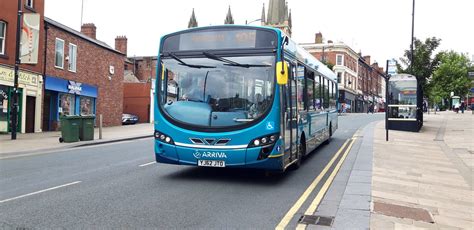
[264,0,292,37]
[224,6,235,24]
[188,8,198,28]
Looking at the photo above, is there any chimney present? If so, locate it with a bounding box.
[115,36,127,55]
[81,23,96,39]
[315,32,323,44]
[363,55,371,64]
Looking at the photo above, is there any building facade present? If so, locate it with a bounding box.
[0,0,45,133]
[301,33,385,113]
[43,18,125,130]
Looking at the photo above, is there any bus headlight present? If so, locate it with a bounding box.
[248,133,279,148]
[154,130,175,145]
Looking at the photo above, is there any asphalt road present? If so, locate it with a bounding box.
[0,113,383,229]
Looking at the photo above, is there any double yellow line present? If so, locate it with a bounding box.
[276,135,357,230]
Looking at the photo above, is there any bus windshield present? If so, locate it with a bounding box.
[160,55,275,129]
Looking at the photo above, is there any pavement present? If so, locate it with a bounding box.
[0,123,153,159]
[306,111,473,230]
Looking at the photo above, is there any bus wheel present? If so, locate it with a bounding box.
[324,123,332,145]
[293,141,305,170]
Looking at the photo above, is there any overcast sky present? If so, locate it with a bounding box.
[45,0,473,65]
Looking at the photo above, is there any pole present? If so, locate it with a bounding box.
[11,0,22,140]
[410,0,415,74]
[99,114,103,139]
[385,60,390,142]
[80,0,84,26]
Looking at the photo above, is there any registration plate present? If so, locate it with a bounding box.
[197,160,225,168]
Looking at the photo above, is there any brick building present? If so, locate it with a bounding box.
[0,0,45,133]
[42,18,125,130]
[301,33,385,113]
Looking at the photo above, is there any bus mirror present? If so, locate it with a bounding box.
[276,61,288,85]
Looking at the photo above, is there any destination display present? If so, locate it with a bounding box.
[162,28,277,52]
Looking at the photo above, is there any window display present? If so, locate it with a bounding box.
[59,93,74,116]
[80,96,94,115]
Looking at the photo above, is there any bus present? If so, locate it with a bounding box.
[154,25,338,171]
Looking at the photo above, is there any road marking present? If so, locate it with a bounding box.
[0,181,82,204]
[275,138,351,230]
[296,137,356,229]
[139,161,156,167]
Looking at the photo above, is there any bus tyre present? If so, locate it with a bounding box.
[324,124,332,145]
[293,142,304,170]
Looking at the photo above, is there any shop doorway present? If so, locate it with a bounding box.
[43,92,51,131]
[26,96,35,133]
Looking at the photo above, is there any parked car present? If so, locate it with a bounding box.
[122,113,139,125]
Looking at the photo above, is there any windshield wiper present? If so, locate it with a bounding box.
[168,53,215,69]
[203,52,271,68]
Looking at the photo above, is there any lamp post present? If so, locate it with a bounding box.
[245,19,262,25]
[11,0,22,140]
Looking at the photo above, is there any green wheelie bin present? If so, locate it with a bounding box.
[79,115,95,141]
[59,115,81,143]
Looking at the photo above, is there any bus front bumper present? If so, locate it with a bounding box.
[154,142,284,170]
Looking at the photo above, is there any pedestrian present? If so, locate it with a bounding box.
[460,101,465,114]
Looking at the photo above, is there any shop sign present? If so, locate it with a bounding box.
[0,66,39,86]
[68,81,82,94]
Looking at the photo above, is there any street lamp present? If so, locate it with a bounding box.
[11,0,22,140]
[245,19,262,25]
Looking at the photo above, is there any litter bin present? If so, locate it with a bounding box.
[59,115,81,143]
[79,115,95,141]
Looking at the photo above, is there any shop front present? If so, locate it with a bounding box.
[0,65,43,133]
[44,76,97,131]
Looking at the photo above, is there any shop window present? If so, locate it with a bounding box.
[68,43,77,72]
[80,96,94,115]
[0,85,9,132]
[0,21,6,55]
[55,38,64,68]
[59,93,74,115]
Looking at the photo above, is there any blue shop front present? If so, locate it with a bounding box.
[43,76,98,131]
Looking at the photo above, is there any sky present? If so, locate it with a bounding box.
[45,0,474,65]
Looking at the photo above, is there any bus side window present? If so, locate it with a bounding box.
[307,73,315,111]
[314,75,321,111]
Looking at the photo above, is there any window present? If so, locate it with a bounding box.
[336,54,344,66]
[307,78,314,111]
[0,21,5,55]
[80,96,94,115]
[68,43,77,72]
[26,0,33,8]
[55,38,64,68]
[59,93,75,116]
[314,75,321,110]
[337,72,341,83]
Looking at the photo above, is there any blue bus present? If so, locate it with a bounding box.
[154,25,338,171]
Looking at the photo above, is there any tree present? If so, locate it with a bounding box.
[321,60,334,70]
[397,37,441,96]
[429,51,472,105]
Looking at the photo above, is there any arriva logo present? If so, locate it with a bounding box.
[193,151,227,159]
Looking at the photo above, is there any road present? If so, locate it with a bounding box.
[0,113,383,229]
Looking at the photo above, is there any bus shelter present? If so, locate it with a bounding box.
[387,74,422,132]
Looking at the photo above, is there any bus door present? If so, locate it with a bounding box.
[284,63,298,164]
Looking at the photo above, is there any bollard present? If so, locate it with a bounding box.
[99,114,103,139]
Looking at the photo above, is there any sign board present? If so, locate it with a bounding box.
[387,59,397,76]
[0,65,39,86]
[20,13,40,64]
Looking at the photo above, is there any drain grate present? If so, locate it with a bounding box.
[298,215,334,226]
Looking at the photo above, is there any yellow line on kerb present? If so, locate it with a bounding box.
[275,138,351,230]
[295,137,356,230]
